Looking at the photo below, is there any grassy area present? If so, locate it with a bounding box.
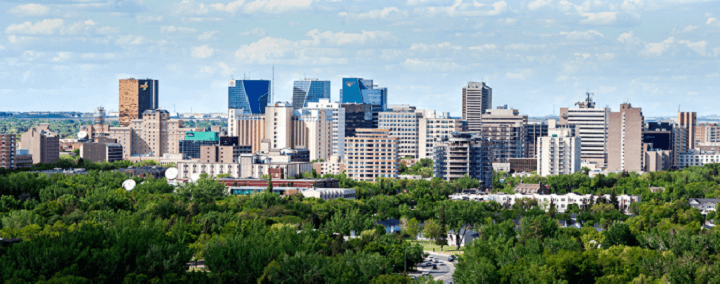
[412,240,463,255]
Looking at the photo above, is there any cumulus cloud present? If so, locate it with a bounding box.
[9,4,50,17]
[617,31,642,45]
[238,27,266,36]
[414,0,508,17]
[410,42,461,52]
[506,69,533,80]
[136,15,163,24]
[580,12,617,25]
[243,0,312,14]
[468,44,497,52]
[402,58,462,72]
[160,26,197,33]
[528,0,551,10]
[115,34,151,45]
[305,29,397,46]
[339,7,406,20]
[198,31,219,40]
[708,17,720,28]
[559,30,604,40]
[5,19,119,36]
[192,45,215,59]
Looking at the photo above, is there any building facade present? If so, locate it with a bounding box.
[378,106,420,158]
[462,82,492,132]
[305,99,346,158]
[433,132,493,187]
[20,123,59,165]
[678,150,720,168]
[559,95,609,168]
[537,128,582,177]
[678,112,697,149]
[227,109,265,152]
[607,103,644,172]
[80,141,123,163]
[178,131,220,159]
[107,109,201,159]
[525,122,549,158]
[478,107,528,162]
[418,111,466,159]
[119,78,158,126]
[345,129,399,181]
[292,79,331,110]
[228,79,271,115]
[0,134,15,169]
[450,192,640,214]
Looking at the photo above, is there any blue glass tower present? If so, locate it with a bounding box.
[228,79,271,114]
[340,78,387,111]
[292,79,331,109]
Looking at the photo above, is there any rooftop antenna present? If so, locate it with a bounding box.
[272,63,275,105]
[95,106,106,137]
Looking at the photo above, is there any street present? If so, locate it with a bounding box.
[408,251,456,283]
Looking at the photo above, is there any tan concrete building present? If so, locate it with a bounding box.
[1,134,16,169]
[607,104,644,172]
[228,109,265,153]
[199,145,251,164]
[119,78,158,126]
[107,109,201,159]
[462,82,492,132]
[643,144,672,172]
[20,123,60,165]
[80,141,123,163]
[478,107,528,162]
[345,129,399,181]
[239,149,313,179]
[313,155,347,176]
[418,111,465,159]
[379,105,421,159]
[678,112,697,149]
[292,108,333,162]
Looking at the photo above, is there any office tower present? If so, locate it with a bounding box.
[292,108,334,162]
[0,134,16,169]
[80,141,123,163]
[305,99,346,158]
[673,126,689,168]
[378,105,421,159]
[228,79,271,114]
[179,131,220,159]
[678,112,697,149]
[433,132,493,187]
[340,78,387,127]
[265,102,294,150]
[292,79,331,110]
[342,103,374,138]
[462,82,492,132]
[119,78,159,126]
[525,122,549,158]
[643,122,673,150]
[478,107,528,162]
[107,109,201,159]
[607,104,644,172]
[559,94,609,168]
[20,123,59,164]
[345,129,399,181]
[418,111,466,159]
[537,128,581,177]
[228,109,265,152]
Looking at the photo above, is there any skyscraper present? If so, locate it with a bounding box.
[292,79,331,110]
[537,128,581,177]
[678,112,697,149]
[119,78,158,126]
[228,79,271,114]
[559,94,609,168]
[340,78,387,127]
[462,82,492,132]
[608,103,644,172]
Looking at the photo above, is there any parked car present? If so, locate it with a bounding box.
[448,255,456,262]
[426,262,433,267]
[439,262,446,266]
[432,264,438,270]
[433,259,439,263]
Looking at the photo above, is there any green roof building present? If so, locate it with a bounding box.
[183,131,219,142]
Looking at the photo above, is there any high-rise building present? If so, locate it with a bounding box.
[462,82,492,132]
[418,111,466,159]
[292,108,334,162]
[265,102,294,150]
[345,129,399,181]
[228,79,271,115]
[643,122,673,151]
[1,134,16,170]
[119,78,158,126]
[537,128,581,177]
[305,99,346,159]
[478,107,528,162]
[107,109,201,159]
[678,112,697,149]
[340,78,387,127]
[228,109,265,153]
[178,131,220,159]
[559,94,609,168]
[20,123,59,165]
[433,132,493,187]
[525,122,549,158]
[607,103,644,172]
[342,103,374,138]
[378,105,421,159]
[292,79,331,110]
[695,123,720,145]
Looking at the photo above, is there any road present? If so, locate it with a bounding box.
[409,251,456,283]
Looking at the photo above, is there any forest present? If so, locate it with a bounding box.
[1,158,720,283]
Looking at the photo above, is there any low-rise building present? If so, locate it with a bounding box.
[312,155,346,176]
[228,186,355,201]
[450,192,640,214]
[375,219,402,234]
[678,149,720,168]
[80,140,123,163]
[688,198,720,215]
[509,158,537,173]
[177,162,242,178]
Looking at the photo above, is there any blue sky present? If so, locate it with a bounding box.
[1,0,719,117]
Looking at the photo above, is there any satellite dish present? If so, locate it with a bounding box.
[77,131,88,140]
[122,179,136,191]
[190,173,201,182]
[165,167,178,180]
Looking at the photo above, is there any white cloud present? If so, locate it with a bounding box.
[528,0,551,10]
[160,26,197,33]
[497,18,517,25]
[679,39,708,56]
[402,58,461,72]
[305,29,397,46]
[410,42,461,52]
[243,0,312,14]
[506,69,533,80]
[673,25,698,34]
[640,37,675,56]
[559,30,604,40]
[5,19,64,35]
[9,4,50,17]
[414,0,508,17]
[192,45,215,59]
[505,43,548,51]
[238,27,266,36]
[621,0,644,10]
[115,34,151,45]
[136,15,163,24]
[617,31,642,45]
[707,17,720,28]
[52,52,71,62]
[198,31,219,41]
[380,49,403,60]
[580,12,617,25]
[339,7,406,20]
[468,44,497,52]
[597,53,615,61]
[211,0,245,13]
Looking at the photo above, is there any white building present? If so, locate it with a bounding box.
[304,99,346,159]
[678,149,720,168]
[418,111,465,159]
[537,128,582,177]
[450,192,640,214]
[378,105,421,159]
[177,162,241,178]
[559,95,609,168]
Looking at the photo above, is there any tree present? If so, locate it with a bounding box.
[404,218,421,239]
[603,222,636,247]
[443,200,481,250]
[423,219,447,250]
[266,175,273,193]
[610,188,620,210]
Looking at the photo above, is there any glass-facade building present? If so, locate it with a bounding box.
[178,131,220,159]
[292,79,331,110]
[339,78,387,111]
[228,79,271,114]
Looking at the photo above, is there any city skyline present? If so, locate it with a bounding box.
[1,0,720,117]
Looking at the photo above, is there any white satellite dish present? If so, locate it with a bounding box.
[190,173,201,182]
[165,167,179,180]
[122,179,136,191]
[77,131,88,140]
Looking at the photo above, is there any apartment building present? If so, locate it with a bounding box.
[292,108,334,162]
[478,107,528,162]
[678,112,697,149]
[678,149,720,168]
[559,94,609,167]
[378,105,421,159]
[537,128,581,177]
[643,146,672,172]
[119,78,158,126]
[227,109,265,152]
[199,145,251,164]
[525,122,549,158]
[607,103,644,172]
[312,155,347,176]
[107,109,201,159]
[433,132,493,187]
[20,123,59,165]
[0,134,15,170]
[418,111,466,159]
[696,123,720,144]
[305,99,346,158]
[462,82,492,132]
[345,129,399,181]
[450,192,640,214]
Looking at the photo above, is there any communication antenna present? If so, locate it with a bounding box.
[190,173,201,183]
[95,106,107,137]
[122,179,136,191]
[165,167,178,180]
